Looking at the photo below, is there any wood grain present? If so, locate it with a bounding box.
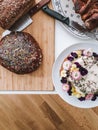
[0,1,55,90]
[0,95,98,130]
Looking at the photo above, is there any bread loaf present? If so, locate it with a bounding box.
[0,0,35,29]
[0,32,43,74]
[72,0,98,30]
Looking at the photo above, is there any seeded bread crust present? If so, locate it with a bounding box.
[0,32,43,74]
[0,0,35,29]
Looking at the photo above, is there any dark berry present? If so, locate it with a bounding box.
[68,81,71,87]
[74,62,81,68]
[93,52,98,57]
[61,77,67,83]
[66,74,69,77]
[71,52,78,58]
[78,97,85,101]
[67,86,72,95]
[67,90,72,95]
[79,67,88,76]
[95,93,98,97]
[66,71,69,77]
[67,56,74,61]
[79,67,82,71]
[81,51,84,56]
[91,95,97,101]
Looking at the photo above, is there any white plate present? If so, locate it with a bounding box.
[52,0,98,39]
[52,42,98,108]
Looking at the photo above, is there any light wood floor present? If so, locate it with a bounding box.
[0,95,98,130]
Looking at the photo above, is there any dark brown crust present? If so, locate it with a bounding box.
[0,0,35,29]
[73,0,98,30]
[0,32,43,74]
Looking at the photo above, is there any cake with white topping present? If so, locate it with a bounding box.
[60,48,98,101]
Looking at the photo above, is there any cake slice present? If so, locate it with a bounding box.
[0,0,35,29]
[60,48,98,101]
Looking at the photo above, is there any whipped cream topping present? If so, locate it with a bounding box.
[72,56,98,94]
[60,48,98,101]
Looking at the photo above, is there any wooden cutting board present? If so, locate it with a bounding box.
[0,1,55,90]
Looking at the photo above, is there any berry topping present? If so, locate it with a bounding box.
[62,84,70,91]
[67,56,74,61]
[68,81,71,87]
[71,52,78,58]
[74,62,81,68]
[95,93,98,97]
[79,67,88,76]
[93,52,98,57]
[71,71,82,80]
[68,89,72,95]
[91,95,97,101]
[63,61,72,70]
[61,77,67,83]
[60,48,98,101]
[83,48,93,57]
[78,97,85,101]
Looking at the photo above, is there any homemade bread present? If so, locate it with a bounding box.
[0,32,43,74]
[0,0,35,29]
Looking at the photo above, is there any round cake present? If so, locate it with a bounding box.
[0,32,43,74]
[60,48,98,101]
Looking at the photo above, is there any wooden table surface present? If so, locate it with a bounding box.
[0,1,55,91]
[0,94,97,130]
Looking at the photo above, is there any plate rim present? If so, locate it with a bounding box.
[52,42,98,108]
